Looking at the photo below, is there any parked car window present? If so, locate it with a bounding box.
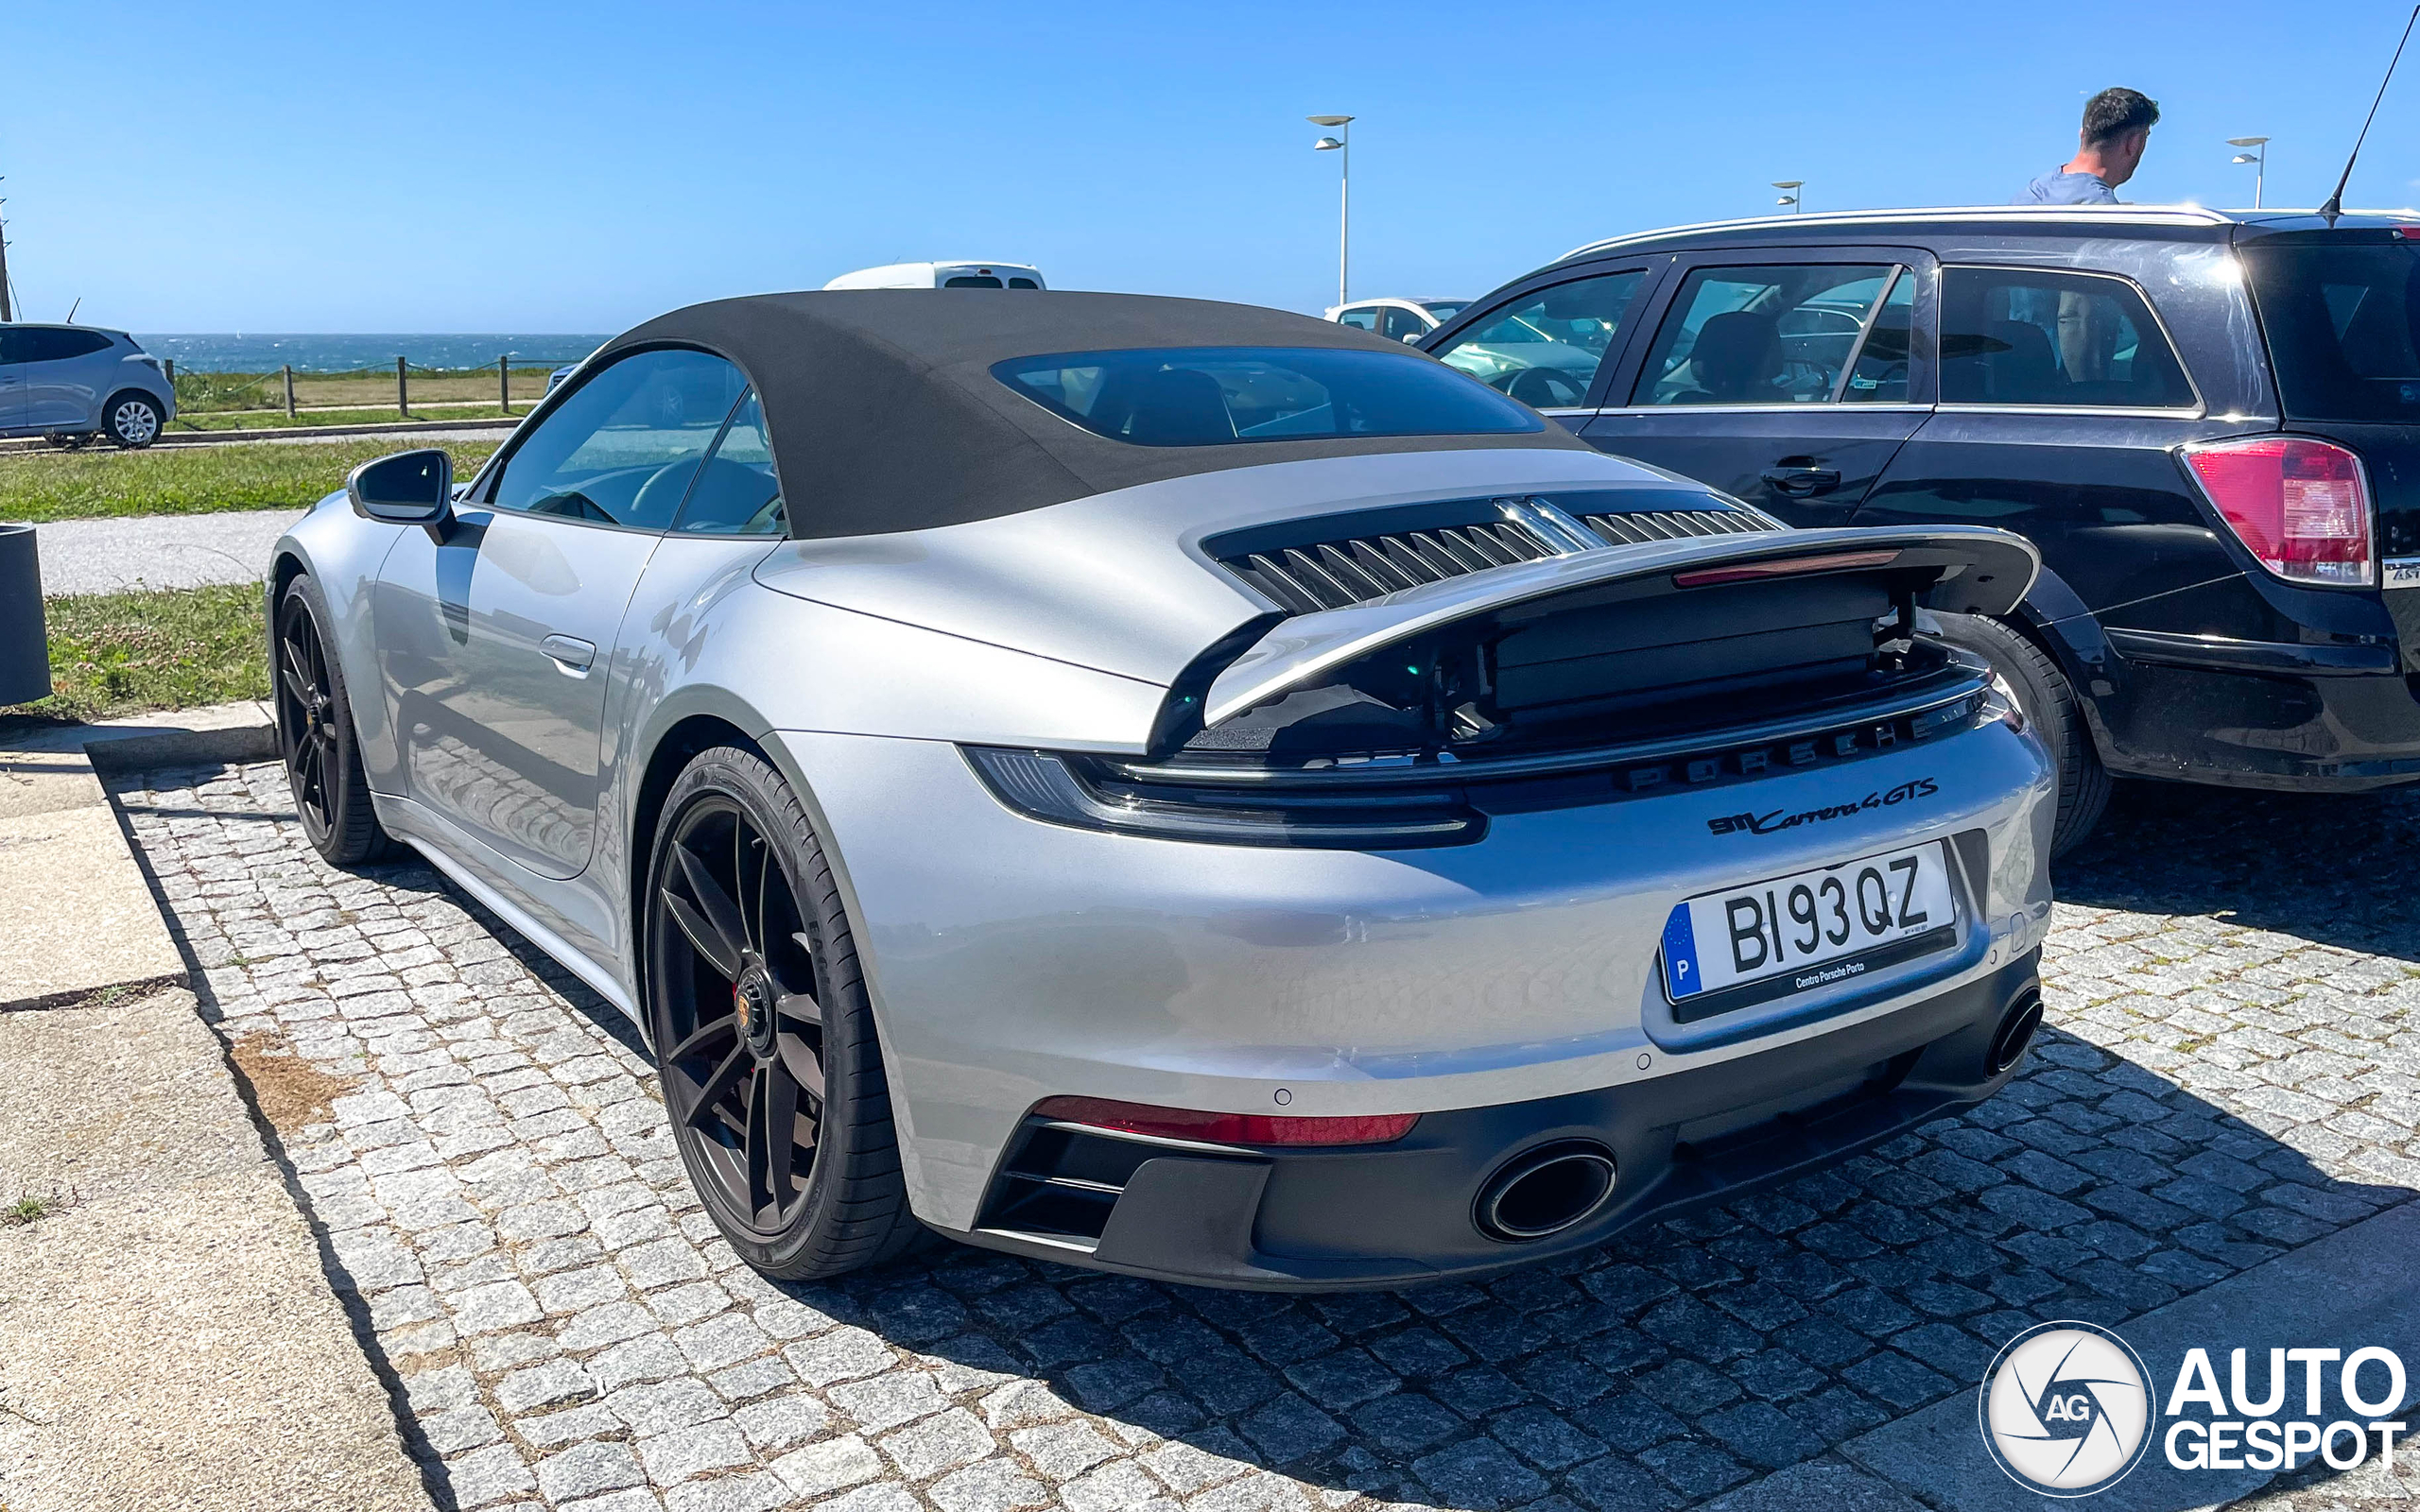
[1419,301,1469,322]
[1007,277,1041,289]
[672,389,785,537]
[944,275,1005,288]
[1378,305,1430,343]
[21,328,114,363]
[994,346,1544,445]
[0,329,30,363]
[2240,239,2420,423]
[1841,267,1915,403]
[1632,265,1895,406]
[1940,266,2193,408]
[1432,270,1646,409]
[1336,307,1380,332]
[491,349,749,529]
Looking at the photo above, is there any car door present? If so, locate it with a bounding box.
[20,327,116,428]
[1851,263,2236,620]
[1582,250,1936,528]
[373,347,749,879]
[0,328,26,433]
[1425,264,1664,430]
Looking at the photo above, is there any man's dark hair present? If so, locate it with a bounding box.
[2082,87,2161,145]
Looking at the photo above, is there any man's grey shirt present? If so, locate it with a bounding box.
[2015,170,2118,205]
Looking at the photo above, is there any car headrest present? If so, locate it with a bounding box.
[1691,311,1784,402]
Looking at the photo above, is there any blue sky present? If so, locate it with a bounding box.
[6,0,2418,333]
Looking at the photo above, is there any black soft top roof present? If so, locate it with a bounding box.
[595,290,1588,540]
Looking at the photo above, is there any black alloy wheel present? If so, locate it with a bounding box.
[645,747,920,1278]
[275,575,389,865]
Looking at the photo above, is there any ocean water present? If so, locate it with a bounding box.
[132,334,612,374]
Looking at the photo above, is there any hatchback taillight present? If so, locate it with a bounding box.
[2181,436,2374,587]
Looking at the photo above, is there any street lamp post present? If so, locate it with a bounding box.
[1310,114,1354,308]
[1772,180,1804,214]
[2227,136,2271,209]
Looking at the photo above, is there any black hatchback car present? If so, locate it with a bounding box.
[1424,206,2420,852]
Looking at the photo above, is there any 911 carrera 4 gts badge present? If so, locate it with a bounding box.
[1705,778,1938,836]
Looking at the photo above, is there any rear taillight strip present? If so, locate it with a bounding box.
[2180,435,2375,589]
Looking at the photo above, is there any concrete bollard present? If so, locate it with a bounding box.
[0,524,51,707]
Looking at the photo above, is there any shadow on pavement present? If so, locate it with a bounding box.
[2054,781,2420,962]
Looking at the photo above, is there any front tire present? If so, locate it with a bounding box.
[105,393,163,448]
[645,746,921,1280]
[1933,612,2112,858]
[276,575,392,866]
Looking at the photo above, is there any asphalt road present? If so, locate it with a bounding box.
[108,759,2420,1511]
[32,508,305,594]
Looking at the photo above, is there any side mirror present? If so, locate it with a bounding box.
[347,449,453,524]
[1402,331,1425,343]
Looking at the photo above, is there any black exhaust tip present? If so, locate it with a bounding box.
[1989,989,2044,1074]
[1476,1141,1618,1242]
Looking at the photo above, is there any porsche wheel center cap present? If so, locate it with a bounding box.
[735,967,777,1057]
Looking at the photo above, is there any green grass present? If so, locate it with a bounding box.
[5,584,269,722]
[0,438,500,523]
[170,404,526,432]
[173,364,568,413]
[0,1187,76,1228]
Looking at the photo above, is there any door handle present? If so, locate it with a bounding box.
[1760,467,1842,497]
[541,634,596,674]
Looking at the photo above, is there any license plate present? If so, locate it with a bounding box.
[1660,840,1957,1015]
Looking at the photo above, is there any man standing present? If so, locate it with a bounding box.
[2016,88,2161,204]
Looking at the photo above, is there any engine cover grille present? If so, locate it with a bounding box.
[1207,490,1784,616]
[1581,508,1784,546]
[1224,522,1556,614]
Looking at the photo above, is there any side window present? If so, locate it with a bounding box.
[673,389,786,537]
[1940,267,2194,408]
[1432,269,1646,408]
[1007,277,1041,289]
[24,329,113,363]
[0,329,29,364]
[1378,305,1429,343]
[1632,265,1895,406]
[1841,269,1915,403]
[490,350,748,529]
[1336,306,1380,333]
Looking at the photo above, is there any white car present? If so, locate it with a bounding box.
[1327,297,1470,343]
[822,261,1046,290]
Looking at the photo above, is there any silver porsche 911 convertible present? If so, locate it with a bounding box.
[269,291,2054,1290]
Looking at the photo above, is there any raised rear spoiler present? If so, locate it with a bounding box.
[1200,524,2038,730]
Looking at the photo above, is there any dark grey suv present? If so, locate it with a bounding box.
[0,324,176,447]
[1426,206,2420,853]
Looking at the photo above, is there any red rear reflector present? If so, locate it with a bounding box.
[2181,436,2373,587]
[1673,549,1899,588]
[1033,1095,1419,1146]
[2396,226,2420,239]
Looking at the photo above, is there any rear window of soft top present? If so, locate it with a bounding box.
[2242,233,2420,422]
[994,345,1545,447]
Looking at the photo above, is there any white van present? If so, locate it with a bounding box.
[821,261,1047,291]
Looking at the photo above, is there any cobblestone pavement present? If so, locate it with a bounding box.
[115,762,2420,1512]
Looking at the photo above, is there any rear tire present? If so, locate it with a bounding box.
[104,393,162,448]
[1932,612,2111,858]
[644,746,924,1280]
